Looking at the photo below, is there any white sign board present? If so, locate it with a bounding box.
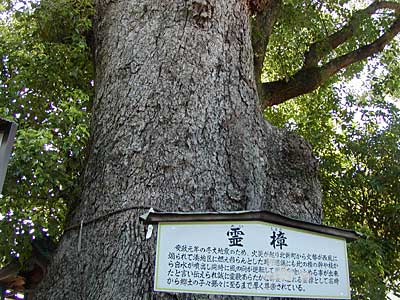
[154,221,350,299]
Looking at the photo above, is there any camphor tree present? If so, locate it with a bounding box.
[0,0,399,299]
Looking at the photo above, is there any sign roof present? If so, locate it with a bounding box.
[141,210,361,242]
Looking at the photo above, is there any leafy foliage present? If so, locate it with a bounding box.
[0,0,93,264]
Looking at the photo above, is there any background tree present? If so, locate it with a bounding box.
[0,0,93,263]
[0,0,399,299]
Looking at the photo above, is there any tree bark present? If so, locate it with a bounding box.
[31,1,322,299]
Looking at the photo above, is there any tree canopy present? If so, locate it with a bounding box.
[0,0,399,299]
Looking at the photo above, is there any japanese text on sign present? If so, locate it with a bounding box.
[154,222,350,299]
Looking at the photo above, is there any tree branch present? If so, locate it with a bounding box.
[250,0,282,101]
[325,18,400,75]
[261,1,400,109]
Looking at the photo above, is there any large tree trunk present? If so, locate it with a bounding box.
[31,0,322,299]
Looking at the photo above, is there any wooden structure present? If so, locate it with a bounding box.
[0,118,17,194]
[0,238,55,300]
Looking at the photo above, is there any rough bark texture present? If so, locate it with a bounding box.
[31,1,322,299]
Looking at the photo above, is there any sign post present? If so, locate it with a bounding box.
[142,210,361,299]
[0,118,17,194]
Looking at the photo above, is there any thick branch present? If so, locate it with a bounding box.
[325,18,400,75]
[262,67,328,107]
[261,1,400,109]
[250,0,282,100]
[304,1,400,68]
